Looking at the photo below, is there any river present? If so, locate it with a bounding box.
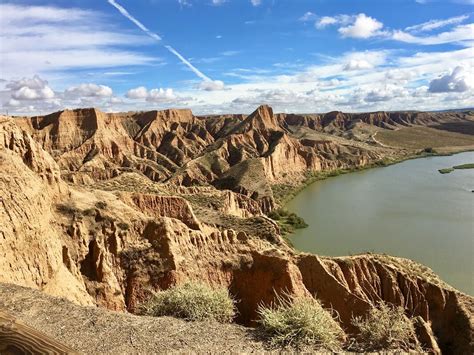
[286,151,474,295]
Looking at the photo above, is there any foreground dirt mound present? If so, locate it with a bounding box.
[0,283,266,354]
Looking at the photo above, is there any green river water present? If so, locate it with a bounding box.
[286,151,474,295]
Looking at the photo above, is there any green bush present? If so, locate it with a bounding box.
[268,210,281,220]
[351,302,419,351]
[287,213,308,228]
[140,282,236,323]
[258,294,345,349]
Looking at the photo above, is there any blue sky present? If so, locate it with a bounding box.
[0,0,473,114]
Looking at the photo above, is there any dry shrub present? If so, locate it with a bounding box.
[257,293,345,350]
[351,302,419,351]
[140,282,235,323]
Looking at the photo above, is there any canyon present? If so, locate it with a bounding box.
[1,106,473,353]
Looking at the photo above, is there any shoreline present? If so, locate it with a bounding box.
[280,148,474,295]
[276,146,474,207]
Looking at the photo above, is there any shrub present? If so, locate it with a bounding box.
[268,210,281,220]
[117,222,130,230]
[351,302,418,351]
[258,294,345,349]
[56,203,79,215]
[95,201,108,209]
[140,282,236,323]
[287,213,308,229]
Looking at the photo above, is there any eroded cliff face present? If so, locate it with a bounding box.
[14,105,404,209]
[1,109,473,354]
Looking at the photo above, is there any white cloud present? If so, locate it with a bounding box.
[65,84,113,98]
[299,12,317,22]
[147,88,177,103]
[429,66,473,93]
[6,75,55,101]
[250,0,262,6]
[211,0,227,5]
[344,60,374,71]
[126,86,149,99]
[405,14,469,32]
[0,3,155,80]
[125,87,179,103]
[199,80,226,91]
[392,24,474,45]
[315,15,355,29]
[338,13,384,38]
[343,50,388,71]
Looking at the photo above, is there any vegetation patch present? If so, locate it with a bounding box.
[140,282,236,323]
[453,163,474,170]
[439,163,474,174]
[351,302,419,352]
[257,294,345,350]
[268,208,308,235]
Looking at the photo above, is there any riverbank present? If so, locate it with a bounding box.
[284,150,474,295]
[273,145,474,207]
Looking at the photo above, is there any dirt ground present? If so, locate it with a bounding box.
[0,283,270,354]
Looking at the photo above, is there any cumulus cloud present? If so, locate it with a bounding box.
[126,86,148,99]
[250,0,262,6]
[147,88,177,103]
[338,13,384,38]
[65,84,113,98]
[344,60,374,71]
[365,86,408,102]
[429,66,473,93]
[199,80,225,91]
[6,75,55,100]
[125,86,178,103]
[342,50,387,71]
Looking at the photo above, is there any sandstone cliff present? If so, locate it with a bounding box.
[1,108,473,353]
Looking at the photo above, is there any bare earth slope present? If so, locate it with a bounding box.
[1,107,473,353]
[0,283,266,354]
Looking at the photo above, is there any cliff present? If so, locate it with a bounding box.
[1,107,474,353]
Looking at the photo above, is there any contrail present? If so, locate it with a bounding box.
[164,45,210,81]
[107,0,212,82]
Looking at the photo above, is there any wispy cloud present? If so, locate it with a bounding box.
[405,14,470,32]
[392,24,474,45]
[0,3,155,79]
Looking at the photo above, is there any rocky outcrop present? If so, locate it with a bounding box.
[2,109,474,354]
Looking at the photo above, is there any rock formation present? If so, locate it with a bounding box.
[1,107,473,353]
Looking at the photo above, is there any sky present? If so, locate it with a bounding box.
[0,0,473,115]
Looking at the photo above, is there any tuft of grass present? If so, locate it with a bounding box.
[351,302,419,351]
[140,282,236,323]
[257,293,345,350]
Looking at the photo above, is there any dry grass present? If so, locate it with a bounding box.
[140,282,236,323]
[376,126,474,150]
[351,302,419,351]
[257,293,345,350]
